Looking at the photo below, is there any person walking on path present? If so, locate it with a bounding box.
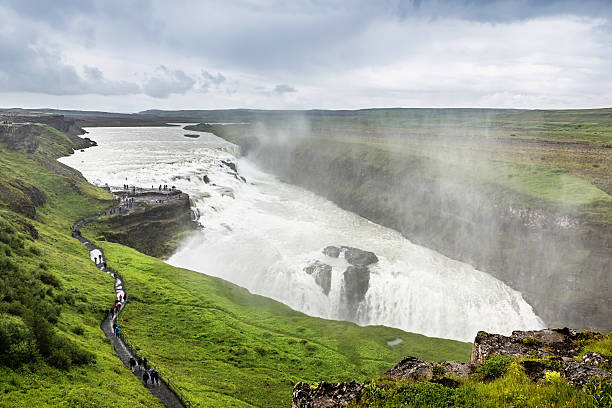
[129,357,136,372]
[142,370,150,386]
[143,357,148,370]
[114,325,120,336]
[137,356,143,372]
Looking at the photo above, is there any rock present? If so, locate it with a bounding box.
[470,329,581,365]
[562,361,612,387]
[322,246,340,258]
[292,381,363,408]
[383,356,434,381]
[582,352,610,369]
[236,348,247,354]
[342,246,378,266]
[442,361,474,378]
[342,265,370,311]
[221,160,237,172]
[303,261,332,295]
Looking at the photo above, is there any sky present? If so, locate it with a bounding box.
[0,0,611,112]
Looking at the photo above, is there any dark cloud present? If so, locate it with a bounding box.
[274,84,298,94]
[142,66,196,98]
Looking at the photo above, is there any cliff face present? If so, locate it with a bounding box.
[94,193,199,259]
[221,134,611,332]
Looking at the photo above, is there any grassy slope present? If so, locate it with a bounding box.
[81,238,470,407]
[0,135,163,407]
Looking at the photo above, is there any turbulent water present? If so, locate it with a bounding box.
[60,125,544,341]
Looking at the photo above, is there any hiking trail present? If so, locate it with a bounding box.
[72,187,189,408]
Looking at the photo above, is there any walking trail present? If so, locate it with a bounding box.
[72,187,189,408]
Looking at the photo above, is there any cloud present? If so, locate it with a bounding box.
[142,66,196,98]
[198,70,226,92]
[274,84,298,94]
[0,1,611,110]
[0,28,140,96]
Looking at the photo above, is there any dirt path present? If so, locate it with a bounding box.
[73,204,189,408]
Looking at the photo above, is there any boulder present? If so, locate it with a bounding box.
[383,356,434,381]
[342,246,378,266]
[470,329,581,365]
[322,246,340,258]
[562,361,612,387]
[303,261,332,295]
[292,381,363,408]
[442,361,474,379]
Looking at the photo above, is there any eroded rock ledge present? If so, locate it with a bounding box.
[292,328,612,407]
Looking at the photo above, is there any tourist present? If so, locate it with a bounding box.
[137,356,143,372]
[151,369,159,386]
[142,370,149,386]
[129,357,136,372]
[114,325,120,336]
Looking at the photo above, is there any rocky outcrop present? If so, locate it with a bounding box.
[303,261,332,295]
[96,192,199,258]
[342,247,378,266]
[322,246,340,258]
[292,328,612,406]
[292,381,363,408]
[0,124,41,153]
[342,265,370,318]
[470,328,584,365]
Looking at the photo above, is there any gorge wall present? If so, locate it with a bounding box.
[211,127,611,332]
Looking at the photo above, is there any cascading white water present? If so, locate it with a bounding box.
[60,125,545,342]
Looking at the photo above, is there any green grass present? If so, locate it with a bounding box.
[351,362,599,407]
[0,132,163,407]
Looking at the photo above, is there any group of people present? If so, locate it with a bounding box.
[128,357,160,386]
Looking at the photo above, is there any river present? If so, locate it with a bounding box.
[59,125,544,341]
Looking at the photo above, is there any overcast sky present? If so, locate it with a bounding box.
[1,0,611,112]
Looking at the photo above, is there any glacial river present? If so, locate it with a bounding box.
[59,125,544,341]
